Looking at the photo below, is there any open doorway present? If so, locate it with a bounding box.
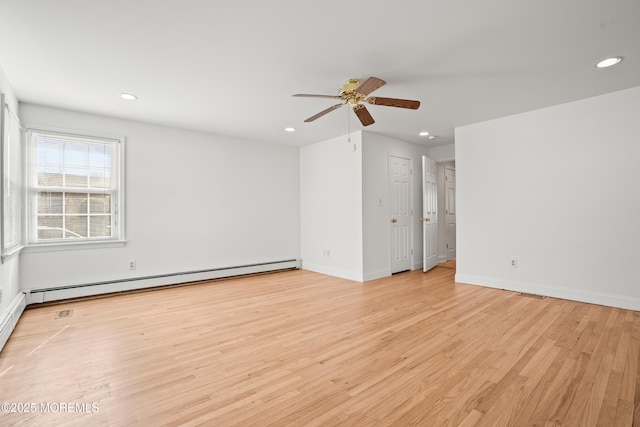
[436,161,456,263]
[445,164,456,260]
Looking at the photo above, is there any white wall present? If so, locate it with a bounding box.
[427,143,455,162]
[455,86,640,311]
[19,104,301,291]
[361,132,432,279]
[300,130,432,282]
[0,65,21,314]
[300,132,363,280]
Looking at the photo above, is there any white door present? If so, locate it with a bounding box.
[445,166,456,260]
[389,155,412,274]
[422,156,438,272]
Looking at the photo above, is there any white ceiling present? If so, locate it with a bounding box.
[1,0,639,148]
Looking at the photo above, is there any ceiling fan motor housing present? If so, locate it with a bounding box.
[339,79,366,104]
[339,79,361,95]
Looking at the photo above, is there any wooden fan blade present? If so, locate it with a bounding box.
[293,94,342,99]
[368,97,420,110]
[353,104,375,126]
[355,77,386,96]
[304,103,344,122]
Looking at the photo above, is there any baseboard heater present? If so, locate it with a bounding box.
[27,259,301,304]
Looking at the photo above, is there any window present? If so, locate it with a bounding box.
[1,95,22,258]
[26,128,124,246]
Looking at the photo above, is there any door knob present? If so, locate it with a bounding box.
[420,218,431,222]
[391,218,398,223]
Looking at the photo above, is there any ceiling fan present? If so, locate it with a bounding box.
[293,77,420,126]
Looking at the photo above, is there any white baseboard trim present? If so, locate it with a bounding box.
[302,263,429,283]
[301,262,363,282]
[363,269,390,282]
[0,292,27,352]
[455,274,640,312]
[26,259,301,304]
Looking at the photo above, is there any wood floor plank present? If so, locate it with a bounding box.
[1,267,639,426]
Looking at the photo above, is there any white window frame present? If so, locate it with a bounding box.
[1,94,24,261]
[24,125,126,252]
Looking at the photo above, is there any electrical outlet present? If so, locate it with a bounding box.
[510,258,518,268]
[129,260,136,270]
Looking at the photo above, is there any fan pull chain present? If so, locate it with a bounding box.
[347,104,351,143]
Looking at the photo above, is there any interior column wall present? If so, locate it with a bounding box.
[300,132,364,281]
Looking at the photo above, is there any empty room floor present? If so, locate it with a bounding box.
[1,266,638,426]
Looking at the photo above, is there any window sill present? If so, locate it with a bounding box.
[22,240,127,254]
[1,246,24,263]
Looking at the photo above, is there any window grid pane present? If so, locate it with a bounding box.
[36,191,113,240]
[32,132,118,242]
[37,215,63,240]
[90,215,111,237]
[65,215,88,238]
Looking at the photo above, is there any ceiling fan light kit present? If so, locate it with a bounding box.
[293,77,420,127]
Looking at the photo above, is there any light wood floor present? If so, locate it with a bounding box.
[1,266,639,426]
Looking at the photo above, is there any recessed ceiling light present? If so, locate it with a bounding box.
[596,57,623,68]
[418,131,430,136]
[284,127,296,132]
[120,93,138,101]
